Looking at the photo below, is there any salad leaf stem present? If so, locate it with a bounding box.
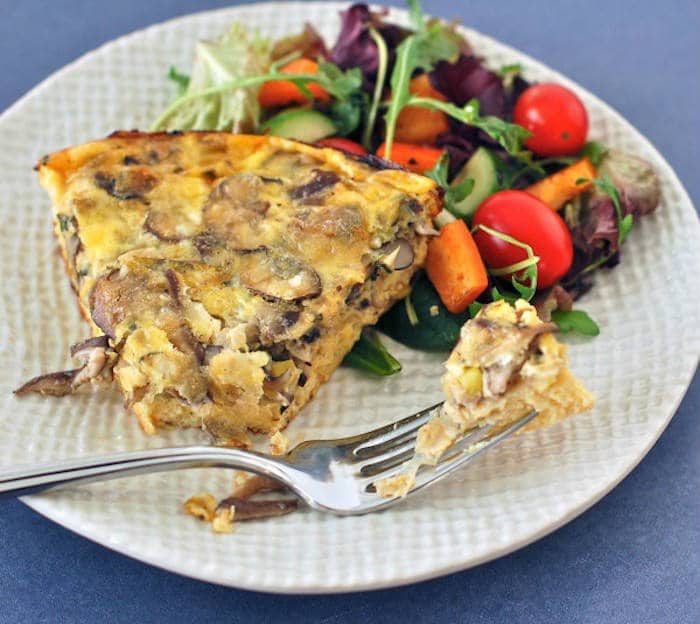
[153,73,307,129]
[269,50,302,72]
[404,293,419,326]
[472,223,539,300]
[362,28,389,150]
[489,255,541,277]
[382,19,459,159]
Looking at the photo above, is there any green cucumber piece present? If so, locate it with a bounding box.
[449,147,500,221]
[260,108,337,143]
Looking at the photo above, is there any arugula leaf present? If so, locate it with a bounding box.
[168,66,190,95]
[551,309,600,336]
[330,91,367,136]
[316,62,363,99]
[408,97,531,158]
[619,214,634,243]
[580,141,608,167]
[500,154,577,188]
[425,153,474,214]
[511,263,537,301]
[468,301,483,317]
[343,329,402,376]
[491,286,518,304]
[382,20,459,159]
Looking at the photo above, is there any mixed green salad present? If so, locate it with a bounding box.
[154,0,661,376]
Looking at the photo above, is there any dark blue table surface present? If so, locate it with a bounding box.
[1,1,698,622]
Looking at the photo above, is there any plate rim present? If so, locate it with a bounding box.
[4,0,699,593]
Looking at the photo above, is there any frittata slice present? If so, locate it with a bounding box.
[376,300,594,497]
[21,132,442,446]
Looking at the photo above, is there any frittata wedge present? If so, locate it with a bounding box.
[19,132,442,446]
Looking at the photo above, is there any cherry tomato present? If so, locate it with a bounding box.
[513,84,588,156]
[472,190,573,289]
[316,138,367,156]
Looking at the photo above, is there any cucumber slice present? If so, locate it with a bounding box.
[449,147,500,220]
[260,108,337,143]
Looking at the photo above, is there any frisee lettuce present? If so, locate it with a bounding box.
[155,25,271,133]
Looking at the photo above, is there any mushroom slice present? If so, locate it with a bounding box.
[14,370,80,397]
[231,474,287,499]
[94,168,157,201]
[70,335,109,357]
[376,238,414,270]
[89,270,137,339]
[215,496,298,521]
[145,203,201,241]
[239,249,322,302]
[70,335,114,386]
[15,335,115,397]
[202,173,271,249]
[289,168,339,202]
[263,359,301,406]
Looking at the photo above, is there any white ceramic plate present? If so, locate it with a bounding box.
[0,2,698,594]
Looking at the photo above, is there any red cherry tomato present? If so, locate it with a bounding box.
[513,83,588,156]
[316,138,367,156]
[472,190,573,289]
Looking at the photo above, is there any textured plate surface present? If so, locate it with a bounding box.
[0,2,698,593]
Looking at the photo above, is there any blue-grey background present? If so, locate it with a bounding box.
[0,1,698,622]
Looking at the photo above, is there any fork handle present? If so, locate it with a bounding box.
[0,446,292,499]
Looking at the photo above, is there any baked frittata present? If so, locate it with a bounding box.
[376,299,594,497]
[20,132,442,446]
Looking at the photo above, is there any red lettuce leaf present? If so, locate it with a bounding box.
[430,55,507,117]
[329,4,410,88]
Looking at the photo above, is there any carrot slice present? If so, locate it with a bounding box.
[526,157,596,210]
[258,59,330,108]
[376,142,445,173]
[426,220,489,314]
[409,73,447,101]
[395,74,450,144]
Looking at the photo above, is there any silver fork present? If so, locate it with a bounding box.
[0,404,536,515]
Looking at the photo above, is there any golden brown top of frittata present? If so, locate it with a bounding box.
[30,132,441,445]
[39,132,440,317]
